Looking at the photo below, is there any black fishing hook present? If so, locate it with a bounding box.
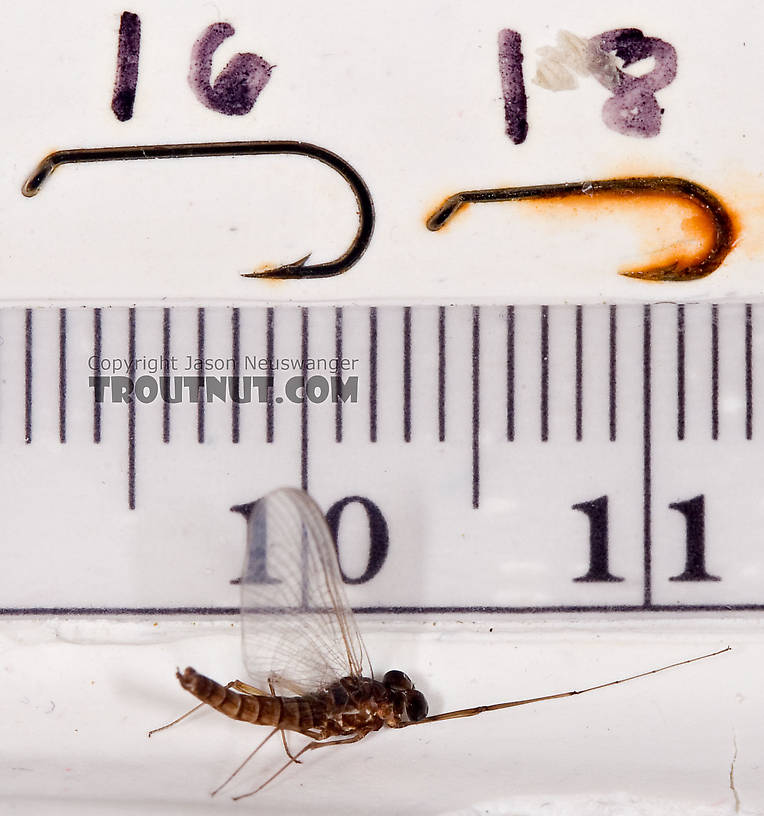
[427,176,735,282]
[22,141,374,279]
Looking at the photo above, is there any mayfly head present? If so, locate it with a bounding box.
[383,669,429,722]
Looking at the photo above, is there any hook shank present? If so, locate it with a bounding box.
[22,141,374,279]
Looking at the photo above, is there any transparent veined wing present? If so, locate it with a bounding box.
[238,487,367,696]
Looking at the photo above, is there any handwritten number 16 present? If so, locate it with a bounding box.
[111,12,273,121]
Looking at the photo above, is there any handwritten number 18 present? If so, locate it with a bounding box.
[499,27,678,143]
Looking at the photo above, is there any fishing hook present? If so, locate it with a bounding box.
[22,141,374,279]
[427,176,735,282]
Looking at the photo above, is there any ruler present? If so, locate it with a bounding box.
[1,301,761,615]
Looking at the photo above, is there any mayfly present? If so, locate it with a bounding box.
[150,487,729,800]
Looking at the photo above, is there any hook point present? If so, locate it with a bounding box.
[619,260,684,282]
[243,253,313,279]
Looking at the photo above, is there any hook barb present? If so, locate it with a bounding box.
[22,141,374,279]
[427,176,735,282]
[243,253,313,279]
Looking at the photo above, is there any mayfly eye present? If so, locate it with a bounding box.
[405,690,428,722]
[383,670,413,691]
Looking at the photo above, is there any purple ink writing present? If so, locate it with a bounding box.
[189,23,273,116]
[590,28,677,138]
[498,29,528,145]
[111,11,141,122]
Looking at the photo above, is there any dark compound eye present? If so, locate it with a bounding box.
[382,670,413,691]
[405,690,428,722]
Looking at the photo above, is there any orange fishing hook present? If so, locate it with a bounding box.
[427,176,735,282]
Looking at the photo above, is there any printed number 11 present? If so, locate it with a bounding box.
[573,494,721,583]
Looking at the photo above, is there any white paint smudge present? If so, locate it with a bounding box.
[533,31,619,91]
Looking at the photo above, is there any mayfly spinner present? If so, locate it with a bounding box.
[150,487,729,800]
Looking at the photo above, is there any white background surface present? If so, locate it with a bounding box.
[1,1,763,814]
[1,0,763,304]
[0,619,751,815]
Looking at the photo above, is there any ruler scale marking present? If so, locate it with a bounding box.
[403,306,411,442]
[507,305,515,441]
[609,305,617,442]
[162,308,171,443]
[6,603,764,616]
[93,309,102,444]
[266,307,274,443]
[540,305,549,442]
[438,306,446,442]
[575,305,583,442]
[369,307,377,443]
[643,304,652,608]
[472,306,480,510]
[59,308,67,444]
[335,307,343,443]
[128,307,136,510]
[746,304,753,440]
[677,304,685,441]
[24,309,32,444]
[231,307,240,444]
[711,304,719,441]
[197,308,205,444]
[301,307,309,491]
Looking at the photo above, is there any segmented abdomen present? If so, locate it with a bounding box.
[176,667,326,732]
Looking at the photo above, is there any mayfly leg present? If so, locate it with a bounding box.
[264,678,302,764]
[231,679,268,695]
[232,733,368,801]
[280,726,300,763]
[148,701,206,737]
[210,727,279,798]
[148,678,266,737]
[232,742,313,801]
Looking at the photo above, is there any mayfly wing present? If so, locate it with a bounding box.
[239,487,367,696]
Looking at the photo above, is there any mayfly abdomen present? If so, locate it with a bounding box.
[178,667,281,727]
[177,667,329,732]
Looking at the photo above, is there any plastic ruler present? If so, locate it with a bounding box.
[1,301,761,615]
